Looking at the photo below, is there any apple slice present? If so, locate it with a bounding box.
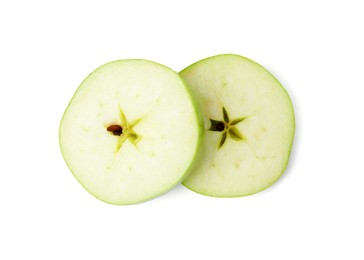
[180,54,295,197]
[59,60,203,205]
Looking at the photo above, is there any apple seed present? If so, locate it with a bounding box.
[107,125,123,136]
[215,122,225,132]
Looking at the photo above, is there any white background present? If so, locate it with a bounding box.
[1,1,363,259]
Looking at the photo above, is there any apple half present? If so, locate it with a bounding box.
[180,54,295,197]
[59,60,203,205]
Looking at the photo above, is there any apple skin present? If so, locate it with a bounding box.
[59,59,204,205]
[180,54,295,198]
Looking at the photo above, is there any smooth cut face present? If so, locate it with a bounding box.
[59,60,203,205]
[180,54,295,197]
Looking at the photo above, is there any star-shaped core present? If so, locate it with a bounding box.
[106,106,142,153]
[208,107,247,149]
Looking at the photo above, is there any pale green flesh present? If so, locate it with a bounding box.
[180,54,295,197]
[59,60,203,205]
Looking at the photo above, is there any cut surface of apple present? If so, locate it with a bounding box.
[59,60,203,205]
[180,54,295,197]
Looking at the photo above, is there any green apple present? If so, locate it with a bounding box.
[180,54,295,197]
[59,60,203,205]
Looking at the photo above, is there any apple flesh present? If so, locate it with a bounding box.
[180,54,295,197]
[59,60,203,205]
